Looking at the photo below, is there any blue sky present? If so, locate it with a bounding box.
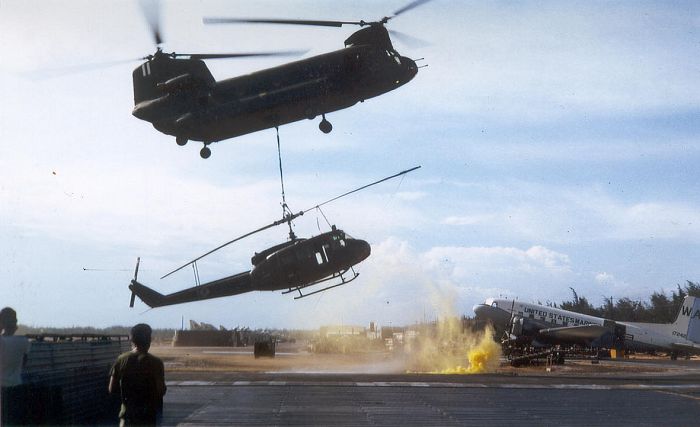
[1,0,698,329]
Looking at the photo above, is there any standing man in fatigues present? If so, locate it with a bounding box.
[109,324,166,426]
[1,307,31,425]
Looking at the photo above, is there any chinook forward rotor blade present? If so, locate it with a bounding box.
[139,0,163,46]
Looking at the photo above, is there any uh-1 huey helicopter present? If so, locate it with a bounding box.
[128,165,420,308]
[131,0,431,158]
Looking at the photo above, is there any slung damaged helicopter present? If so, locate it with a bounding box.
[132,0,431,158]
[128,166,420,308]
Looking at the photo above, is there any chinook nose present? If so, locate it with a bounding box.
[401,56,418,81]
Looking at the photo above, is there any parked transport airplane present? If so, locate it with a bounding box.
[473,296,700,359]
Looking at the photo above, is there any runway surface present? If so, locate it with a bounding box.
[161,370,700,426]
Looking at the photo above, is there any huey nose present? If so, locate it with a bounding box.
[351,239,371,263]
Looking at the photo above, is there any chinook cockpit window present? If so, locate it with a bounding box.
[386,50,401,65]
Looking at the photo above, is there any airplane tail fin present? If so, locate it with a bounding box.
[673,296,700,343]
[129,280,167,308]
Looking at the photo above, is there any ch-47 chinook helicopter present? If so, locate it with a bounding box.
[128,166,420,308]
[131,0,430,158]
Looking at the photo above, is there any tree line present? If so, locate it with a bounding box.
[557,280,700,323]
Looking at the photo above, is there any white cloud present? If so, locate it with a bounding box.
[442,214,494,226]
[331,238,577,324]
[438,180,700,244]
[595,272,617,285]
[395,191,427,202]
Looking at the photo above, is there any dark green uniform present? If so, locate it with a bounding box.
[110,351,166,426]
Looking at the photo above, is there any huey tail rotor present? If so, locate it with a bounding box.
[129,257,141,308]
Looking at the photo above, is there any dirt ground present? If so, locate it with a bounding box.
[151,342,700,377]
[153,342,406,374]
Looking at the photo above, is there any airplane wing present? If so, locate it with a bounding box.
[129,271,253,308]
[538,324,609,342]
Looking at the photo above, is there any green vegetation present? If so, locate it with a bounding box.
[559,281,700,322]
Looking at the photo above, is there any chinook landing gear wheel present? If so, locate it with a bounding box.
[176,136,188,146]
[319,115,332,134]
[200,145,211,159]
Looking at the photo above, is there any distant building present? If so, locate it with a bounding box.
[173,321,263,347]
[320,325,366,338]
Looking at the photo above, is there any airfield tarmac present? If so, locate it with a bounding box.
[151,344,700,426]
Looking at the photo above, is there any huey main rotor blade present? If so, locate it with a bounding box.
[160,166,420,280]
[303,166,421,214]
[160,211,303,280]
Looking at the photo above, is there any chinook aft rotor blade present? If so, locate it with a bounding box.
[172,51,308,60]
[204,0,434,28]
[388,29,431,48]
[203,17,361,27]
[393,0,434,17]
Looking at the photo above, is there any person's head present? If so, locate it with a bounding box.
[0,307,18,336]
[130,323,152,352]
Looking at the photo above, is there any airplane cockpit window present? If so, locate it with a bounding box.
[492,302,498,308]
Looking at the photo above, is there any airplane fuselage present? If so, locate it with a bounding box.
[474,297,700,354]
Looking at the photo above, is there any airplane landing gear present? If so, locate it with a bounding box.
[176,136,188,146]
[200,145,211,159]
[319,114,332,134]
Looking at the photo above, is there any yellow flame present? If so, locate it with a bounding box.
[403,285,501,374]
[437,326,501,374]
